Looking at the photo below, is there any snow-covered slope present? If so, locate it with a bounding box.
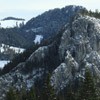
[0,44,25,54]
[0,60,10,68]
[34,35,43,44]
[0,20,25,28]
[0,44,25,68]
[0,17,25,28]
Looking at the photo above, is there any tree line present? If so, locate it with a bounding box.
[80,9,100,19]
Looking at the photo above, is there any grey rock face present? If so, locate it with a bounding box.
[0,46,48,100]
[59,16,100,62]
[51,51,79,92]
[28,46,48,62]
[0,63,45,100]
[52,16,100,90]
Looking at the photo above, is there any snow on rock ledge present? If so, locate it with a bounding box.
[28,46,48,62]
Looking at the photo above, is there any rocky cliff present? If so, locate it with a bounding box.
[0,15,100,99]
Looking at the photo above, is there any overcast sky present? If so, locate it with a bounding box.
[0,0,99,21]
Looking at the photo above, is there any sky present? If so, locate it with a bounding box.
[0,0,99,22]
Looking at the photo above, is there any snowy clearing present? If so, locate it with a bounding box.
[0,44,25,53]
[0,60,10,68]
[34,35,43,44]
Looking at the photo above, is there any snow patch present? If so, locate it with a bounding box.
[26,27,43,33]
[0,60,10,68]
[66,10,68,13]
[78,74,85,79]
[34,35,43,44]
[9,46,25,53]
[0,20,26,28]
[0,44,25,53]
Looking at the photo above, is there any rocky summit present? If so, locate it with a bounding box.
[0,14,100,99]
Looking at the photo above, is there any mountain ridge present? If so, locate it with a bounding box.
[1,5,100,99]
[0,14,100,99]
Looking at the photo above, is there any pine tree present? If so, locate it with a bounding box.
[79,68,98,100]
[19,86,27,100]
[42,74,57,100]
[66,83,75,100]
[6,87,17,100]
[28,87,37,100]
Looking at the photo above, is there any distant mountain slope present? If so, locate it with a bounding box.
[0,27,31,47]
[0,5,85,48]
[0,5,85,69]
[0,5,86,70]
[21,5,85,41]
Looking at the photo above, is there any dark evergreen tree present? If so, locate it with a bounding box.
[42,74,57,100]
[6,87,17,100]
[79,68,98,100]
[27,87,37,100]
[66,83,75,100]
[19,85,28,100]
